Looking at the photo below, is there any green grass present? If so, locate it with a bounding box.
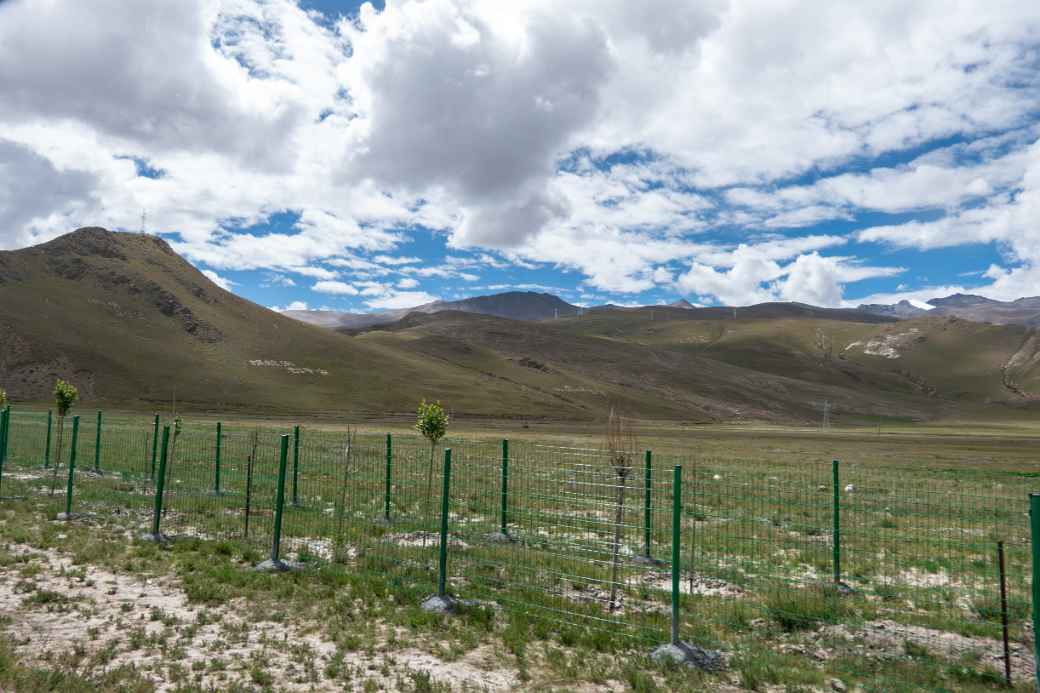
[0,633,155,692]
[0,410,1036,691]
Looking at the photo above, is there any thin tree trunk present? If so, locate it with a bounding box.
[162,431,179,518]
[335,429,353,539]
[422,443,435,548]
[49,415,65,496]
[243,429,259,539]
[609,472,626,611]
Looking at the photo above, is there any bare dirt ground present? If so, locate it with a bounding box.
[0,542,519,692]
[821,619,1036,681]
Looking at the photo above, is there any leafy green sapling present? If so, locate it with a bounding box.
[49,379,78,495]
[416,399,449,535]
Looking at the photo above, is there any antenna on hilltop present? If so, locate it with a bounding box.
[140,210,147,234]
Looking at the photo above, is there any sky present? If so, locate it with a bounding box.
[1,1,1039,314]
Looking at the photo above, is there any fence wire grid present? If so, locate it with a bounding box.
[0,406,1036,684]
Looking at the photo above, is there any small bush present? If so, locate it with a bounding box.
[735,651,783,691]
[971,593,1030,622]
[872,582,901,602]
[903,639,931,658]
[764,584,846,631]
[623,665,658,692]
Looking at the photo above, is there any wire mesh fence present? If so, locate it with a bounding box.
[444,442,681,644]
[681,457,1037,682]
[0,406,1036,682]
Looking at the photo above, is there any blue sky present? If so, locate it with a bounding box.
[2,1,1039,314]
[213,168,1010,313]
[299,0,382,19]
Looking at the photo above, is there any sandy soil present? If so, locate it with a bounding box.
[0,542,519,691]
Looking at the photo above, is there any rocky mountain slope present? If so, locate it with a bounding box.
[858,294,1040,327]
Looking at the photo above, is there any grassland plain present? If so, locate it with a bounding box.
[0,408,1037,691]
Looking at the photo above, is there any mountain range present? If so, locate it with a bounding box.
[285,291,581,330]
[857,294,1040,327]
[292,288,1040,331]
[2,227,1038,423]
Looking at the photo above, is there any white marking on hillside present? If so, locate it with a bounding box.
[247,359,329,375]
[844,329,921,359]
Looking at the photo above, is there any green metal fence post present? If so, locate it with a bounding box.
[500,439,509,535]
[0,408,9,493]
[291,425,300,507]
[1,407,9,463]
[44,410,52,469]
[438,448,452,598]
[143,426,171,541]
[644,450,653,561]
[150,413,159,479]
[1030,493,1040,692]
[93,410,102,473]
[0,407,9,466]
[832,459,841,585]
[671,464,681,645]
[213,422,222,496]
[383,433,392,521]
[257,434,291,571]
[59,415,80,519]
[649,464,721,668]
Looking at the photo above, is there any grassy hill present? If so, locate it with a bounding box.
[1,228,1037,423]
[0,228,592,418]
[353,305,1040,423]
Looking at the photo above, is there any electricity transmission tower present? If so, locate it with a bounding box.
[811,400,832,429]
